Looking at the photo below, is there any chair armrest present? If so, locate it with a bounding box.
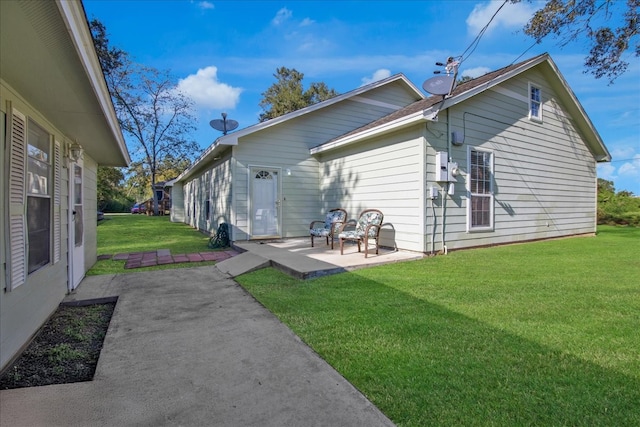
[364,223,382,236]
[309,220,325,229]
[338,219,357,233]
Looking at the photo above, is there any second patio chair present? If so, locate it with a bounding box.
[309,208,347,249]
[338,209,384,258]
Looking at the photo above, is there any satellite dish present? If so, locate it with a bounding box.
[422,75,455,96]
[209,113,239,135]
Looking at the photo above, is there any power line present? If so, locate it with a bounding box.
[460,0,509,64]
[608,158,640,163]
[510,41,539,66]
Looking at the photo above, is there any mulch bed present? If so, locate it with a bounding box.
[0,302,115,389]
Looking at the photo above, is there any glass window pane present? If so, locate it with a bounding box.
[74,165,82,205]
[470,149,492,229]
[27,157,50,195]
[27,196,51,273]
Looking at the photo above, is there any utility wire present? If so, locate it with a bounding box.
[510,40,539,65]
[460,0,509,64]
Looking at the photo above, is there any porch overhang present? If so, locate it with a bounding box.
[175,137,237,182]
[0,0,130,166]
[310,110,436,155]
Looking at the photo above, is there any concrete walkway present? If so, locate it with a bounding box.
[0,253,397,426]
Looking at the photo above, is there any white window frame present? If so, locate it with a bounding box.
[6,107,62,290]
[26,118,53,274]
[467,147,494,232]
[528,82,542,122]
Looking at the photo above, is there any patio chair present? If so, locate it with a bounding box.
[309,208,347,249]
[338,209,384,258]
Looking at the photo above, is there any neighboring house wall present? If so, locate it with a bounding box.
[207,154,233,232]
[1,85,70,370]
[170,181,185,223]
[438,69,598,250]
[174,57,606,253]
[317,125,427,252]
[179,80,422,240]
[232,124,323,241]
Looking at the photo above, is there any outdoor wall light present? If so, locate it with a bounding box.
[285,168,292,176]
[69,142,83,162]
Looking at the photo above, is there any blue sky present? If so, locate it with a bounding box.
[83,0,639,194]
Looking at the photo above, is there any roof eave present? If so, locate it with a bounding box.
[175,137,237,182]
[310,111,429,155]
[56,0,130,165]
[187,73,424,169]
[542,57,611,162]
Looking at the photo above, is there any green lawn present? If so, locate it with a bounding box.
[88,214,218,275]
[236,226,640,426]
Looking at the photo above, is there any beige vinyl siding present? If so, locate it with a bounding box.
[180,153,232,235]
[232,88,412,240]
[179,77,421,241]
[359,80,423,107]
[442,70,598,250]
[234,129,321,239]
[209,155,233,229]
[170,181,185,223]
[318,126,426,252]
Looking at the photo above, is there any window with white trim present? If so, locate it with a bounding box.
[7,108,62,290]
[26,118,52,273]
[468,148,494,230]
[529,83,542,122]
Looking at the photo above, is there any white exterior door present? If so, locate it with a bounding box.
[250,167,280,238]
[69,159,84,290]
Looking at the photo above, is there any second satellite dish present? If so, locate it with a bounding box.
[210,112,238,135]
[422,75,455,96]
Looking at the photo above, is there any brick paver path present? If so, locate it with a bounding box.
[101,249,240,269]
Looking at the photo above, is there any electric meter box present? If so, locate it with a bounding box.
[435,151,449,182]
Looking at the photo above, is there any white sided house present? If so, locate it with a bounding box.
[0,1,130,370]
[172,53,609,255]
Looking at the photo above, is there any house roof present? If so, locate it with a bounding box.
[176,73,424,182]
[311,53,611,162]
[0,0,130,166]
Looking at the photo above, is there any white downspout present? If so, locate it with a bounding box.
[441,108,452,255]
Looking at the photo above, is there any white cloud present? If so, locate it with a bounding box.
[461,66,491,78]
[466,1,536,36]
[361,69,392,85]
[611,145,638,161]
[272,7,292,26]
[300,17,315,27]
[597,163,616,181]
[618,154,640,177]
[177,66,242,110]
[197,1,214,10]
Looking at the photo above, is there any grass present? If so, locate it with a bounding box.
[236,226,640,426]
[88,214,219,275]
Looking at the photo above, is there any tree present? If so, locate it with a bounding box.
[90,19,199,215]
[597,178,640,226]
[513,0,639,83]
[155,154,192,183]
[97,166,125,211]
[259,67,339,121]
